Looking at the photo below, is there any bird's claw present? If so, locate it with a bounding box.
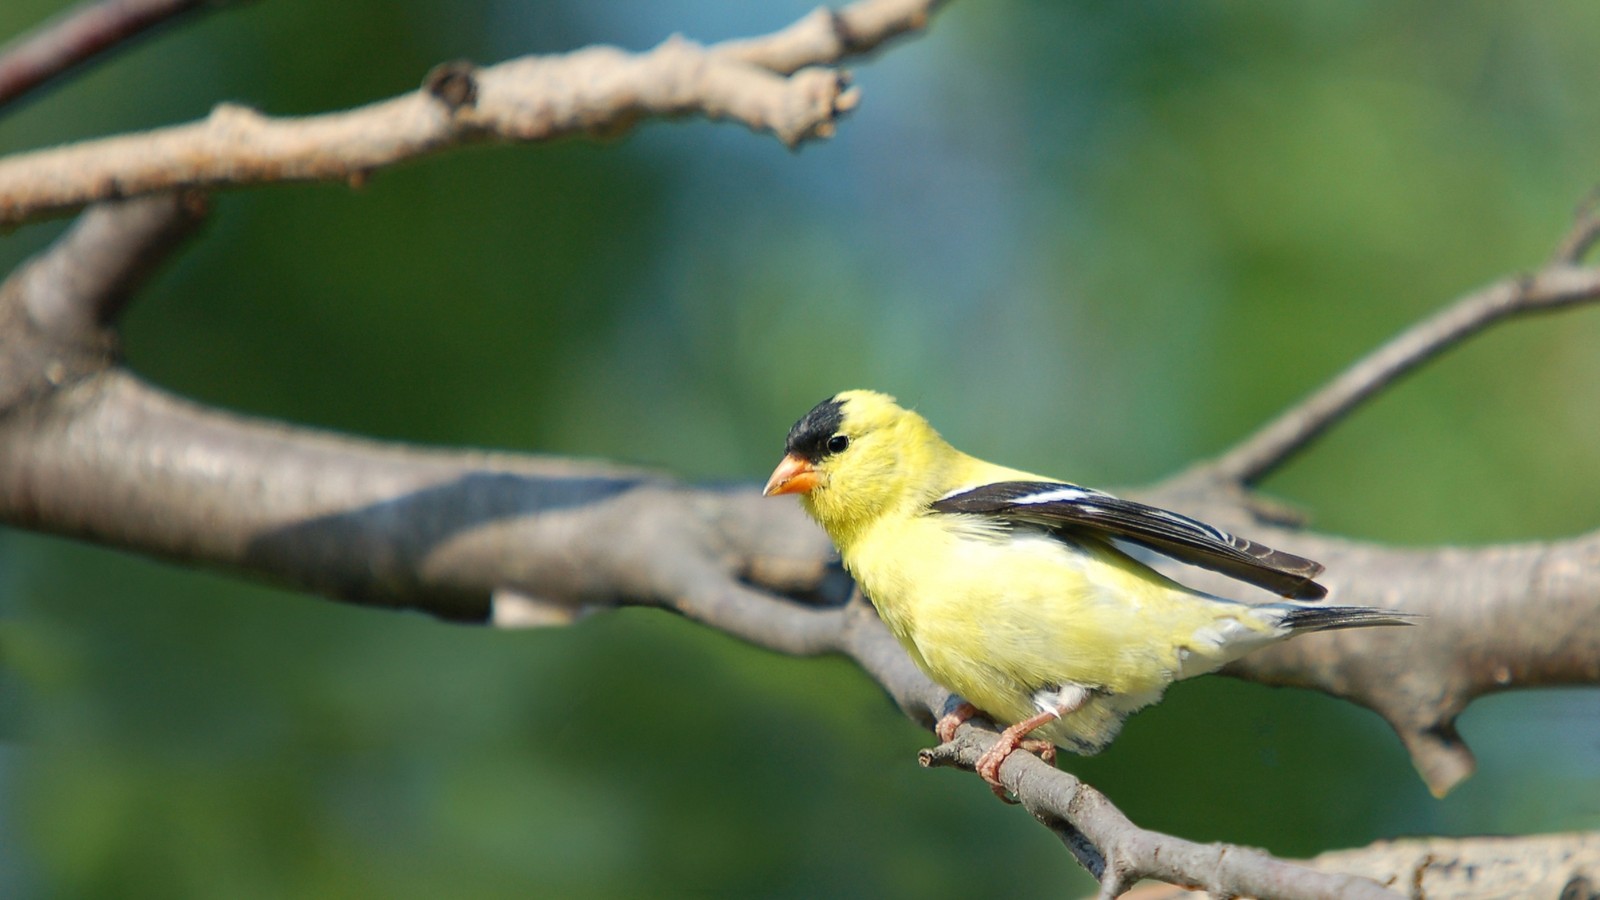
[1020,738,1056,764]
[934,703,1058,803]
[975,734,1058,804]
[934,702,980,744]
[975,742,1021,802]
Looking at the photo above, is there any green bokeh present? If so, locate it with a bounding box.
[3,2,1598,897]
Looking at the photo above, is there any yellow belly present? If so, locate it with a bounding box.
[844,514,1270,753]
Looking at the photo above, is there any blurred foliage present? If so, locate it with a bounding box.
[3,1,1600,897]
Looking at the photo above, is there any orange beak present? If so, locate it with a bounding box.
[763,453,819,496]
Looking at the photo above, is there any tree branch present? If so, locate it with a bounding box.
[1133,477,1600,798]
[803,591,1393,899]
[2,6,1595,894]
[1167,211,1600,796]
[2,230,1593,893]
[0,0,949,226]
[0,0,219,111]
[1127,832,1600,900]
[0,48,844,225]
[1551,187,1600,266]
[920,736,1398,899]
[12,191,207,340]
[0,192,207,414]
[0,370,842,624]
[1208,262,1600,487]
[4,195,1596,899]
[719,0,945,74]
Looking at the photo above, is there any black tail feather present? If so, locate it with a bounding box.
[1278,605,1418,633]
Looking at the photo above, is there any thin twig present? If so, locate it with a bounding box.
[0,0,217,111]
[719,0,946,74]
[1551,186,1600,265]
[1209,263,1600,486]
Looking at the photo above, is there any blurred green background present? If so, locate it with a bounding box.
[3,1,1599,896]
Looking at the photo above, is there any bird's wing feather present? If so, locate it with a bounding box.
[930,481,1327,600]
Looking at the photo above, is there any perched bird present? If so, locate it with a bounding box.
[764,390,1413,796]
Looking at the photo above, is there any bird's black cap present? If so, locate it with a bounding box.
[784,396,845,462]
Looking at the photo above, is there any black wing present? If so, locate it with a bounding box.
[930,481,1327,600]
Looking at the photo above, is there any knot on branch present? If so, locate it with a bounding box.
[424,60,480,113]
[825,9,865,56]
[1560,875,1595,900]
[206,101,266,134]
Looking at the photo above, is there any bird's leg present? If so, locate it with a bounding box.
[975,689,1087,800]
[934,702,981,743]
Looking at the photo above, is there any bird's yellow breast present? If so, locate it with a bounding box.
[843,512,1237,731]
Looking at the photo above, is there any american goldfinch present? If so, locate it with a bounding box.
[764,390,1412,795]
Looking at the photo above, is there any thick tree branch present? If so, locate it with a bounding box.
[1135,479,1600,798]
[1129,833,1600,900]
[1305,832,1600,900]
[0,0,949,226]
[1224,531,1600,798]
[0,0,219,111]
[0,371,839,624]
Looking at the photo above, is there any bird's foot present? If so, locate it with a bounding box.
[934,702,980,744]
[974,740,1024,802]
[1020,738,1056,764]
[974,711,1062,803]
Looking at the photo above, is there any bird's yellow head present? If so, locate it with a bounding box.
[764,391,955,546]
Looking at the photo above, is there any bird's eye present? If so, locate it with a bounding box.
[827,434,850,454]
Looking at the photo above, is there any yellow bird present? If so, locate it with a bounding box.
[764,390,1412,795]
